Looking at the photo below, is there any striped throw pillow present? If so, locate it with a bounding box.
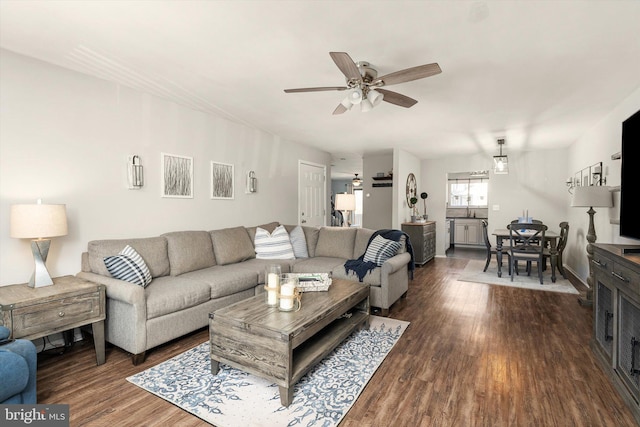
[255,225,295,260]
[363,235,401,266]
[104,245,153,287]
[289,226,309,258]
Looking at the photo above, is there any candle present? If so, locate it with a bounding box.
[279,283,295,311]
[267,273,279,305]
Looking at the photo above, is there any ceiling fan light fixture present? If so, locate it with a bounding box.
[361,98,373,112]
[368,89,383,106]
[349,87,363,104]
[352,173,362,187]
[340,96,354,110]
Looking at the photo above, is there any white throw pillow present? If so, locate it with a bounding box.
[289,226,309,258]
[255,225,295,260]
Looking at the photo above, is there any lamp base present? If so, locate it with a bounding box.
[28,239,54,288]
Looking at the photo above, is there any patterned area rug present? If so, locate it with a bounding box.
[459,259,579,294]
[127,315,409,427]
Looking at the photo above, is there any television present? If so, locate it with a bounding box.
[620,109,640,241]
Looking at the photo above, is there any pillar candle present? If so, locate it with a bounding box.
[280,283,294,310]
[267,273,279,305]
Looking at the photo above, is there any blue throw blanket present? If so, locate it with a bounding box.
[344,229,415,282]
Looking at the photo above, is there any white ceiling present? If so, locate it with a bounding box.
[2,1,639,179]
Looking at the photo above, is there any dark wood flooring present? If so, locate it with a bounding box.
[36,257,638,426]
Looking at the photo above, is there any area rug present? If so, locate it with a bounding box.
[127,315,409,427]
[458,259,579,294]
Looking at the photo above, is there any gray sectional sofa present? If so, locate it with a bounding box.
[76,222,412,364]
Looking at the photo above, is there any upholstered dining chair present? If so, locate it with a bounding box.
[481,220,511,274]
[508,222,547,284]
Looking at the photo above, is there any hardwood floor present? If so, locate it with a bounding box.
[36,257,638,426]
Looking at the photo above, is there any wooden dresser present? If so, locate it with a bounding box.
[402,221,436,266]
[591,243,640,424]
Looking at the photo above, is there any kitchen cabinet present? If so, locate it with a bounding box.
[454,219,482,246]
[402,221,436,265]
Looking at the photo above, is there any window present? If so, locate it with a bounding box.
[448,178,488,207]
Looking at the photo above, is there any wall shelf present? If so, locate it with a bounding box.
[371,176,393,181]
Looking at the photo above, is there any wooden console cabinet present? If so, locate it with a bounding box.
[402,221,436,265]
[591,244,640,425]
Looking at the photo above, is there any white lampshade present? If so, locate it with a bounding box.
[11,203,68,239]
[335,193,356,211]
[361,98,373,112]
[571,186,613,208]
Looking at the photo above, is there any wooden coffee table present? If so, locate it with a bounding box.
[209,279,370,406]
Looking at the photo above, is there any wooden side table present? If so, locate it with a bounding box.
[0,275,106,365]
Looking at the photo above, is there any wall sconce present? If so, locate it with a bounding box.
[127,155,144,189]
[246,171,257,193]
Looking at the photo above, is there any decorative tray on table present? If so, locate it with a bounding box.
[283,273,332,292]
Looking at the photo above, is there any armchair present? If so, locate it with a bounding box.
[0,326,37,404]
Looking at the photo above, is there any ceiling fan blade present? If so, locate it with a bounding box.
[284,86,347,93]
[376,63,441,86]
[329,52,362,82]
[332,104,348,115]
[376,89,418,108]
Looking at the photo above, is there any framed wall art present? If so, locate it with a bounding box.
[161,153,193,198]
[211,161,234,199]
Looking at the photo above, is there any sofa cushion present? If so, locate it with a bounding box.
[246,222,280,243]
[354,228,376,259]
[162,231,216,275]
[88,237,170,278]
[254,225,295,260]
[314,227,357,259]
[210,227,255,265]
[288,226,309,258]
[291,257,346,274]
[284,225,319,257]
[104,245,152,287]
[180,265,258,299]
[144,276,212,319]
[363,235,402,266]
[237,258,294,283]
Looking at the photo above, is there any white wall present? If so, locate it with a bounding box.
[0,49,331,285]
[393,149,421,229]
[362,152,393,230]
[565,87,640,281]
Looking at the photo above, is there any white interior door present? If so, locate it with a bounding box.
[299,161,326,226]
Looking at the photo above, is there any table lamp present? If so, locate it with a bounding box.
[571,186,612,306]
[335,193,356,228]
[10,200,68,287]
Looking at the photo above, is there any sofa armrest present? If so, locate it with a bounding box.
[381,252,411,275]
[76,272,145,306]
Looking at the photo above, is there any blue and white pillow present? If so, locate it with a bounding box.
[289,226,309,258]
[363,235,401,266]
[255,225,295,260]
[104,245,153,287]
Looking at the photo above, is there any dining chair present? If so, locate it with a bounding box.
[508,222,548,284]
[481,220,511,274]
[543,221,569,278]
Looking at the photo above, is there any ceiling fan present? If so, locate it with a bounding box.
[284,52,441,115]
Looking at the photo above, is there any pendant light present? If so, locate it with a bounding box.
[352,174,362,187]
[493,138,509,175]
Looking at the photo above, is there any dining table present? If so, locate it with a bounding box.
[492,228,560,283]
